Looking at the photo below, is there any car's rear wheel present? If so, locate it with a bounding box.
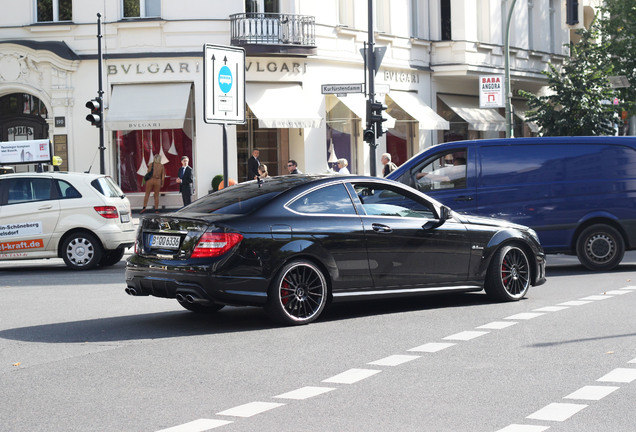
[266,260,328,325]
[99,248,126,267]
[485,245,530,302]
[61,232,103,270]
[575,224,625,271]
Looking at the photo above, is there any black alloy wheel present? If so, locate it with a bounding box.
[576,224,625,271]
[485,245,530,301]
[266,260,328,325]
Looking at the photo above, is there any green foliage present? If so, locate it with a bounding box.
[211,174,224,191]
[519,24,618,136]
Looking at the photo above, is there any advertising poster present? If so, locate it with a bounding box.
[0,139,52,164]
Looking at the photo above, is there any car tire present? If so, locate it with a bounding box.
[99,248,126,267]
[484,244,530,302]
[177,301,225,314]
[61,232,103,270]
[576,224,625,271]
[266,259,328,325]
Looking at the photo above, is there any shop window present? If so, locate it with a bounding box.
[36,0,72,22]
[117,129,192,194]
[441,0,451,41]
[325,96,356,174]
[236,106,279,182]
[123,0,161,18]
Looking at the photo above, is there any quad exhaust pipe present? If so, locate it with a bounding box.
[125,287,137,296]
[176,292,210,305]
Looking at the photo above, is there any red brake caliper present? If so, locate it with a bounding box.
[281,279,292,305]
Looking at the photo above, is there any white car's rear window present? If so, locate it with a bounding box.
[91,177,124,198]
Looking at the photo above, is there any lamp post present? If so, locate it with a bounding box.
[504,0,518,138]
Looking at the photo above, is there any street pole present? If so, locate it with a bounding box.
[504,0,518,138]
[96,13,105,174]
[367,0,377,176]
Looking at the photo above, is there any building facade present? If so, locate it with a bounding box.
[0,0,596,209]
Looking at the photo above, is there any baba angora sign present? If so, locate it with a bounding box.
[479,75,505,108]
[0,139,52,164]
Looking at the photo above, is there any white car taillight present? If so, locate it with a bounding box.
[191,232,243,258]
[94,206,119,219]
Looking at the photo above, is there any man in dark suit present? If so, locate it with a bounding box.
[248,148,260,180]
[176,156,193,206]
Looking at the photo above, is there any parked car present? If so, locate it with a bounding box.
[388,136,636,271]
[125,175,546,325]
[0,171,135,269]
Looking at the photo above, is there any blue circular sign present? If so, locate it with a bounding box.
[218,66,233,93]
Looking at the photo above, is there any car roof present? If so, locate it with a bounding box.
[0,171,106,181]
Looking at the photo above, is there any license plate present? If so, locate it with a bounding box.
[150,234,180,249]
[120,213,130,223]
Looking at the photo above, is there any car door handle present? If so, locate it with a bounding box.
[38,204,53,210]
[372,223,392,233]
[454,196,474,202]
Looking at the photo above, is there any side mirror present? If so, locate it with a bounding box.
[422,206,452,231]
[440,205,452,220]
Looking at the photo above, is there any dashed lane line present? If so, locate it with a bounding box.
[274,386,336,400]
[580,295,612,301]
[322,368,382,384]
[526,402,588,422]
[155,419,233,432]
[558,300,593,306]
[597,368,636,383]
[368,354,421,367]
[407,342,456,352]
[504,312,545,320]
[477,321,518,330]
[533,306,569,312]
[563,385,620,400]
[216,401,285,418]
[443,330,489,341]
[495,425,550,432]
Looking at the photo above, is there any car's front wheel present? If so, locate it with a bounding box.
[575,224,625,271]
[485,245,530,302]
[61,232,103,270]
[266,260,328,325]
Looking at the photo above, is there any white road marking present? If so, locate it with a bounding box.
[533,306,569,312]
[494,424,550,432]
[628,357,636,364]
[477,321,517,330]
[443,330,489,341]
[155,419,233,432]
[604,290,631,295]
[597,368,636,383]
[580,295,611,301]
[408,342,456,353]
[322,368,381,384]
[504,312,545,320]
[564,385,620,400]
[558,300,593,306]
[620,286,636,290]
[526,403,587,421]
[216,401,285,418]
[274,386,335,400]
[368,354,420,366]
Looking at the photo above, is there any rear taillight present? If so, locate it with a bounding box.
[191,232,243,258]
[94,206,119,219]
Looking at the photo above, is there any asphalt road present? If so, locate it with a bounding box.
[1,253,635,432]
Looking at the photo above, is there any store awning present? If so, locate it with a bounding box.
[246,83,323,128]
[511,100,540,133]
[386,92,449,130]
[105,83,192,131]
[335,93,397,129]
[438,94,505,132]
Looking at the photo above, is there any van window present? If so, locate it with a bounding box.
[412,149,467,192]
[480,144,636,186]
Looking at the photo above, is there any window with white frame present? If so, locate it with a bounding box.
[411,0,419,37]
[375,0,391,34]
[123,0,161,18]
[36,0,72,22]
[476,0,490,42]
[549,0,556,53]
[338,0,355,27]
[527,0,534,50]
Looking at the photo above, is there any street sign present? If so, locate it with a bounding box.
[203,44,246,124]
[321,83,364,95]
[479,75,505,108]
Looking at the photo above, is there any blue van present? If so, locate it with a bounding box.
[387,136,636,270]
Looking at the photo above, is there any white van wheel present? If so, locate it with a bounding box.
[576,224,624,271]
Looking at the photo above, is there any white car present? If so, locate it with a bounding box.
[0,171,136,269]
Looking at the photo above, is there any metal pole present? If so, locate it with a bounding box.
[367,0,377,176]
[97,13,105,174]
[222,124,228,187]
[504,0,518,138]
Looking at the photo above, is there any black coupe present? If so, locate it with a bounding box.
[125,175,546,325]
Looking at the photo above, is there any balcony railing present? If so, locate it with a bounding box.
[230,13,317,56]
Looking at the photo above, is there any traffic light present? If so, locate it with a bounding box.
[86,98,102,127]
[363,128,375,144]
[566,0,579,25]
[369,100,388,137]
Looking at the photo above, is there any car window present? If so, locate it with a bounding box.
[412,149,467,192]
[57,180,82,199]
[6,178,53,204]
[287,183,356,215]
[91,176,124,198]
[353,183,435,219]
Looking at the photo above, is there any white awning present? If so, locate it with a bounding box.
[511,100,540,133]
[335,93,397,129]
[105,83,192,131]
[246,83,323,128]
[386,92,449,130]
[438,94,505,131]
